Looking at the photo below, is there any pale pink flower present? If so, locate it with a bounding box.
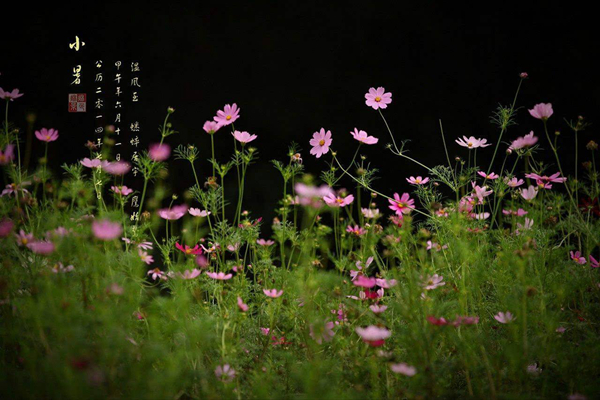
[26,240,55,255]
[477,171,499,180]
[369,304,388,314]
[158,206,186,220]
[148,143,171,161]
[237,297,249,312]
[189,208,210,217]
[15,229,34,246]
[455,136,492,149]
[80,158,102,168]
[323,192,354,207]
[423,274,445,290]
[92,220,123,241]
[263,288,283,298]
[388,192,414,215]
[504,177,524,188]
[426,241,447,252]
[179,269,201,279]
[520,185,538,201]
[227,243,240,252]
[138,249,154,265]
[355,326,391,346]
[556,326,566,334]
[257,238,275,246]
[494,311,515,324]
[509,131,538,150]
[390,363,417,377]
[214,364,236,382]
[516,218,534,234]
[232,130,257,144]
[528,103,553,120]
[111,186,133,196]
[101,160,131,175]
[0,144,15,165]
[106,283,124,295]
[351,257,373,281]
[350,128,378,145]
[406,176,429,185]
[1,181,31,197]
[361,208,380,219]
[0,87,24,100]
[365,87,392,110]
[471,182,493,204]
[51,262,74,273]
[309,128,332,158]
[375,278,397,289]
[471,212,490,220]
[147,268,167,281]
[203,120,222,134]
[35,128,59,142]
[570,251,587,265]
[207,271,233,280]
[309,321,335,344]
[214,104,240,126]
[346,225,366,236]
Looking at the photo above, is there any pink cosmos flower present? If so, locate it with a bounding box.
[502,208,528,217]
[471,182,493,204]
[175,242,202,255]
[375,278,397,289]
[195,254,209,268]
[528,103,553,120]
[0,219,15,238]
[351,257,373,281]
[525,172,566,189]
[504,177,524,188]
[516,218,534,234]
[26,240,55,255]
[178,269,201,280]
[1,181,31,197]
[0,144,15,165]
[92,220,123,241]
[232,130,257,144]
[406,176,429,185]
[494,311,515,324]
[426,241,448,252]
[323,192,354,207]
[365,87,392,110]
[15,229,34,246]
[570,251,587,265]
[80,158,102,168]
[214,103,240,126]
[361,208,380,219]
[189,208,210,217]
[309,321,335,344]
[590,255,599,268]
[477,171,499,180]
[355,326,391,346]
[111,186,133,196]
[354,275,377,288]
[509,131,538,151]
[388,192,414,216]
[263,289,283,298]
[455,136,492,149]
[158,206,187,220]
[101,161,131,175]
[260,327,270,335]
[423,274,445,290]
[207,271,233,280]
[556,326,566,334]
[203,120,222,134]
[346,225,367,236]
[527,363,542,376]
[309,128,332,158]
[237,297,249,312]
[0,87,24,100]
[257,238,275,246]
[520,185,538,201]
[214,364,236,383]
[390,363,417,377]
[51,262,74,273]
[427,316,449,326]
[369,304,388,314]
[350,128,378,145]
[138,249,154,265]
[452,315,479,327]
[471,212,490,220]
[148,143,171,161]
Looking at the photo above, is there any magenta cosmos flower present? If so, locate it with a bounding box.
[92,220,123,240]
[354,275,377,288]
[35,128,59,143]
[111,186,133,196]
[0,87,24,100]
[528,103,553,120]
[525,172,566,189]
[26,240,55,255]
[355,325,391,347]
[101,161,131,176]
[494,311,515,324]
[309,128,332,158]
[203,120,222,134]
[388,192,414,216]
[589,255,599,268]
[176,242,202,255]
[214,103,240,126]
[350,128,378,145]
[365,87,392,110]
[263,288,283,298]
[206,271,233,280]
[0,144,15,165]
[232,130,257,144]
[406,176,429,185]
[323,192,354,207]
[0,219,15,238]
[570,251,586,265]
[390,363,417,377]
[148,143,171,161]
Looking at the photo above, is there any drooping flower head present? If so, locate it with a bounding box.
[350,128,378,145]
[35,128,59,143]
[309,128,332,158]
[214,103,240,126]
[365,87,392,110]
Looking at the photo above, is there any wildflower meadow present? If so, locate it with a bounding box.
[1,74,599,399]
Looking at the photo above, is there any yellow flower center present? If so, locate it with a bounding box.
[319,139,325,146]
[21,238,28,245]
[415,178,421,183]
[336,198,344,204]
[467,142,473,147]
[375,96,381,102]
[226,115,232,120]
[46,135,51,140]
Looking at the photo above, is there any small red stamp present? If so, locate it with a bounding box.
[68,93,86,112]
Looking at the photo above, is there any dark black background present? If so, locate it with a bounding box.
[1,2,598,223]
